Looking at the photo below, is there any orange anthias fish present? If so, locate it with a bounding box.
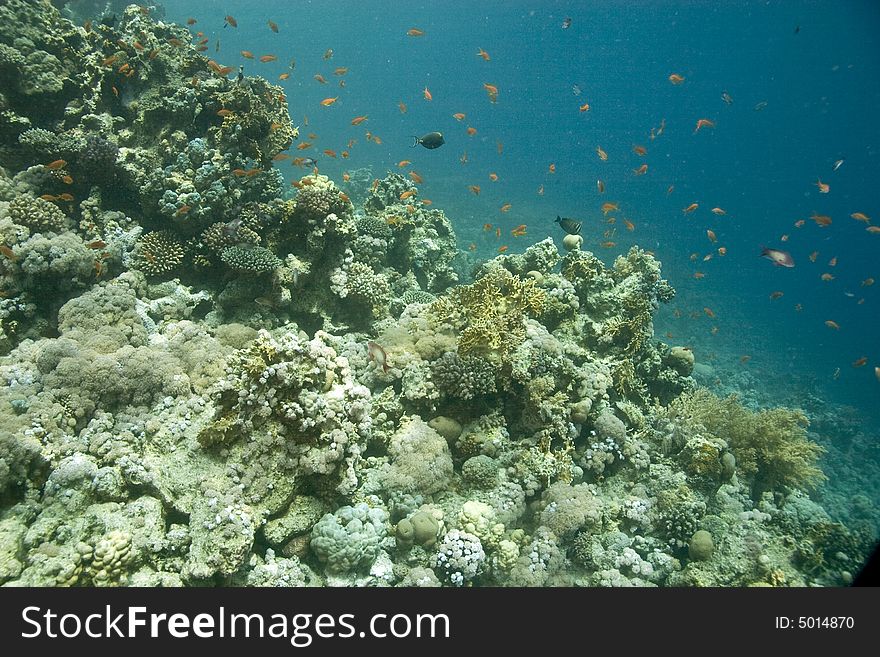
[811,213,832,227]
[409,171,424,183]
[466,126,477,136]
[407,28,425,37]
[694,118,715,133]
[351,115,368,126]
[682,203,699,214]
[596,146,608,161]
[500,203,512,213]
[240,50,254,59]
[398,101,407,113]
[633,164,648,176]
[423,87,432,101]
[314,74,327,84]
[320,97,339,106]
[489,173,498,182]
[498,245,509,253]
[668,73,685,84]
[477,48,490,61]
[468,185,481,195]
[224,15,237,28]
[548,163,556,174]
[824,320,840,330]
[452,112,466,121]
[259,54,277,63]
[45,159,67,170]
[706,229,717,243]
[852,357,868,368]
[815,179,830,193]
[711,207,726,216]
[268,19,279,32]
[334,67,348,76]
[633,145,647,156]
[850,212,870,223]
[601,202,619,215]
[399,190,416,200]
[579,102,590,112]
[397,160,411,168]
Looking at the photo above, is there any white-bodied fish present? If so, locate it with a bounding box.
[367,340,389,373]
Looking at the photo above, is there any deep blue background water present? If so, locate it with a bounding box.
[158,1,880,437]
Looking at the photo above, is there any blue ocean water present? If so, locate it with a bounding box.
[157,0,879,506]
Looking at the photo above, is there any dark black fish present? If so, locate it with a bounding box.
[100,13,117,27]
[411,132,445,149]
[562,17,572,29]
[555,215,581,235]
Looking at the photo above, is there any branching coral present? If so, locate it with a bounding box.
[131,230,185,277]
[8,195,69,233]
[667,388,826,496]
[429,266,544,360]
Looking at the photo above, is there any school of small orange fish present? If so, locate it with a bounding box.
[178,13,877,385]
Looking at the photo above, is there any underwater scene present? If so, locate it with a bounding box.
[0,0,877,588]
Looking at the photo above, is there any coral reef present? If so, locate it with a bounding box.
[0,1,870,590]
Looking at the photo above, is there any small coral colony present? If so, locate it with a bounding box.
[0,3,874,587]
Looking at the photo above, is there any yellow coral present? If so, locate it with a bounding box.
[430,267,544,360]
[667,388,826,495]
